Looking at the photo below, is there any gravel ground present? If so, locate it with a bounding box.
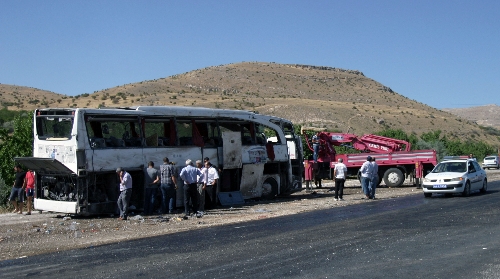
[2,171,499,261]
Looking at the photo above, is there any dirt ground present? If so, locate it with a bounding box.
[1,173,499,261]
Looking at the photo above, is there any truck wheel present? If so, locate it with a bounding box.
[383,168,404,187]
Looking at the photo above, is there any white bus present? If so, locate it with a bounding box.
[16,106,303,215]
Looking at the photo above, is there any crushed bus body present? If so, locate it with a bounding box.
[15,106,303,215]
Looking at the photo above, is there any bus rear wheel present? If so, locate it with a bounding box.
[261,177,278,200]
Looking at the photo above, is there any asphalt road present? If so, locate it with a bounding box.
[2,179,500,279]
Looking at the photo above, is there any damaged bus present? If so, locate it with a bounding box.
[15,106,303,215]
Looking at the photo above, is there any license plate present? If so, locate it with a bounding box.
[433,184,447,188]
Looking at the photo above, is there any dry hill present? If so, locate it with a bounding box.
[1,62,499,147]
[443,104,500,130]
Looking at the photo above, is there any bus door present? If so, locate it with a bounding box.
[221,131,242,191]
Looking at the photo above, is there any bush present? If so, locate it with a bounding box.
[0,112,33,207]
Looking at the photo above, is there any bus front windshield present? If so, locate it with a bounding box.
[36,117,73,140]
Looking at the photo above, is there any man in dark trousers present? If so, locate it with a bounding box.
[116,167,132,220]
[10,165,26,214]
[179,159,201,218]
[143,161,160,215]
[160,157,177,214]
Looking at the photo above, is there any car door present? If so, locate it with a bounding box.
[467,162,481,190]
[473,161,486,188]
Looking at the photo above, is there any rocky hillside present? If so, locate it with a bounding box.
[1,62,499,146]
[443,104,500,130]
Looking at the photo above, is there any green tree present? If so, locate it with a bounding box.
[0,112,33,207]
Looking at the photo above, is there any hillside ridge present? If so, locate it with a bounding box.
[1,62,499,146]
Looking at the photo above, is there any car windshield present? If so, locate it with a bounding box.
[484,157,496,161]
[432,162,467,173]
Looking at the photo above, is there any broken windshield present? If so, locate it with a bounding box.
[36,116,74,140]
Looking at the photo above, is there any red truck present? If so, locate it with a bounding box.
[302,128,437,188]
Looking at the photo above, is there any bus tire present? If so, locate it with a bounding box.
[383,168,404,187]
[261,177,278,200]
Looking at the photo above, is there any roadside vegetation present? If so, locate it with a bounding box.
[0,111,33,209]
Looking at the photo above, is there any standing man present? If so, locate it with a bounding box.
[312,132,320,163]
[160,157,177,214]
[179,159,201,217]
[116,167,132,220]
[333,158,347,201]
[203,161,219,210]
[196,160,207,213]
[360,156,373,199]
[10,165,26,214]
[24,169,35,215]
[369,157,379,199]
[143,161,160,215]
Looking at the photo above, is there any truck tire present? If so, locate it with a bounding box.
[383,168,404,187]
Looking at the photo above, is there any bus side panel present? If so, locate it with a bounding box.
[239,164,265,199]
[222,132,242,169]
[273,145,289,161]
[88,149,145,171]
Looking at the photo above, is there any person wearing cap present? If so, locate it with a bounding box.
[160,157,177,214]
[116,167,132,220]
[369,157,379,199]
[359,156,373,199]
[179,159,202,217]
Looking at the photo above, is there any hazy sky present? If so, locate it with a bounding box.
[1,0,498,109]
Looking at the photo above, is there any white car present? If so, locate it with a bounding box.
[422,159,487,198]
[482,155,500,169]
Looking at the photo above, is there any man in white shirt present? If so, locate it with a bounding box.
[333,158,348,201]
[360,156,373,199]
[203,161,219,210]
[196,160,207,212]
[116,167,132,220]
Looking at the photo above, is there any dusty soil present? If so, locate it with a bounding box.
[2,172,499,261]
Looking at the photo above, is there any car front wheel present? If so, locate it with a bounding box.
[462,181,471,197]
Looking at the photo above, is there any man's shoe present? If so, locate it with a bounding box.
[334,198,338,201]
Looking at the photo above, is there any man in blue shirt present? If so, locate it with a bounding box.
[312,132,320,163]
[116,167,132,220]
[179,159,202,217]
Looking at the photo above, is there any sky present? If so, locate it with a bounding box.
[1,0,499,109]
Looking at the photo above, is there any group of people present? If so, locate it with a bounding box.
[129,156,219,220]
[9,165,35,215]
[360,156,379,199]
